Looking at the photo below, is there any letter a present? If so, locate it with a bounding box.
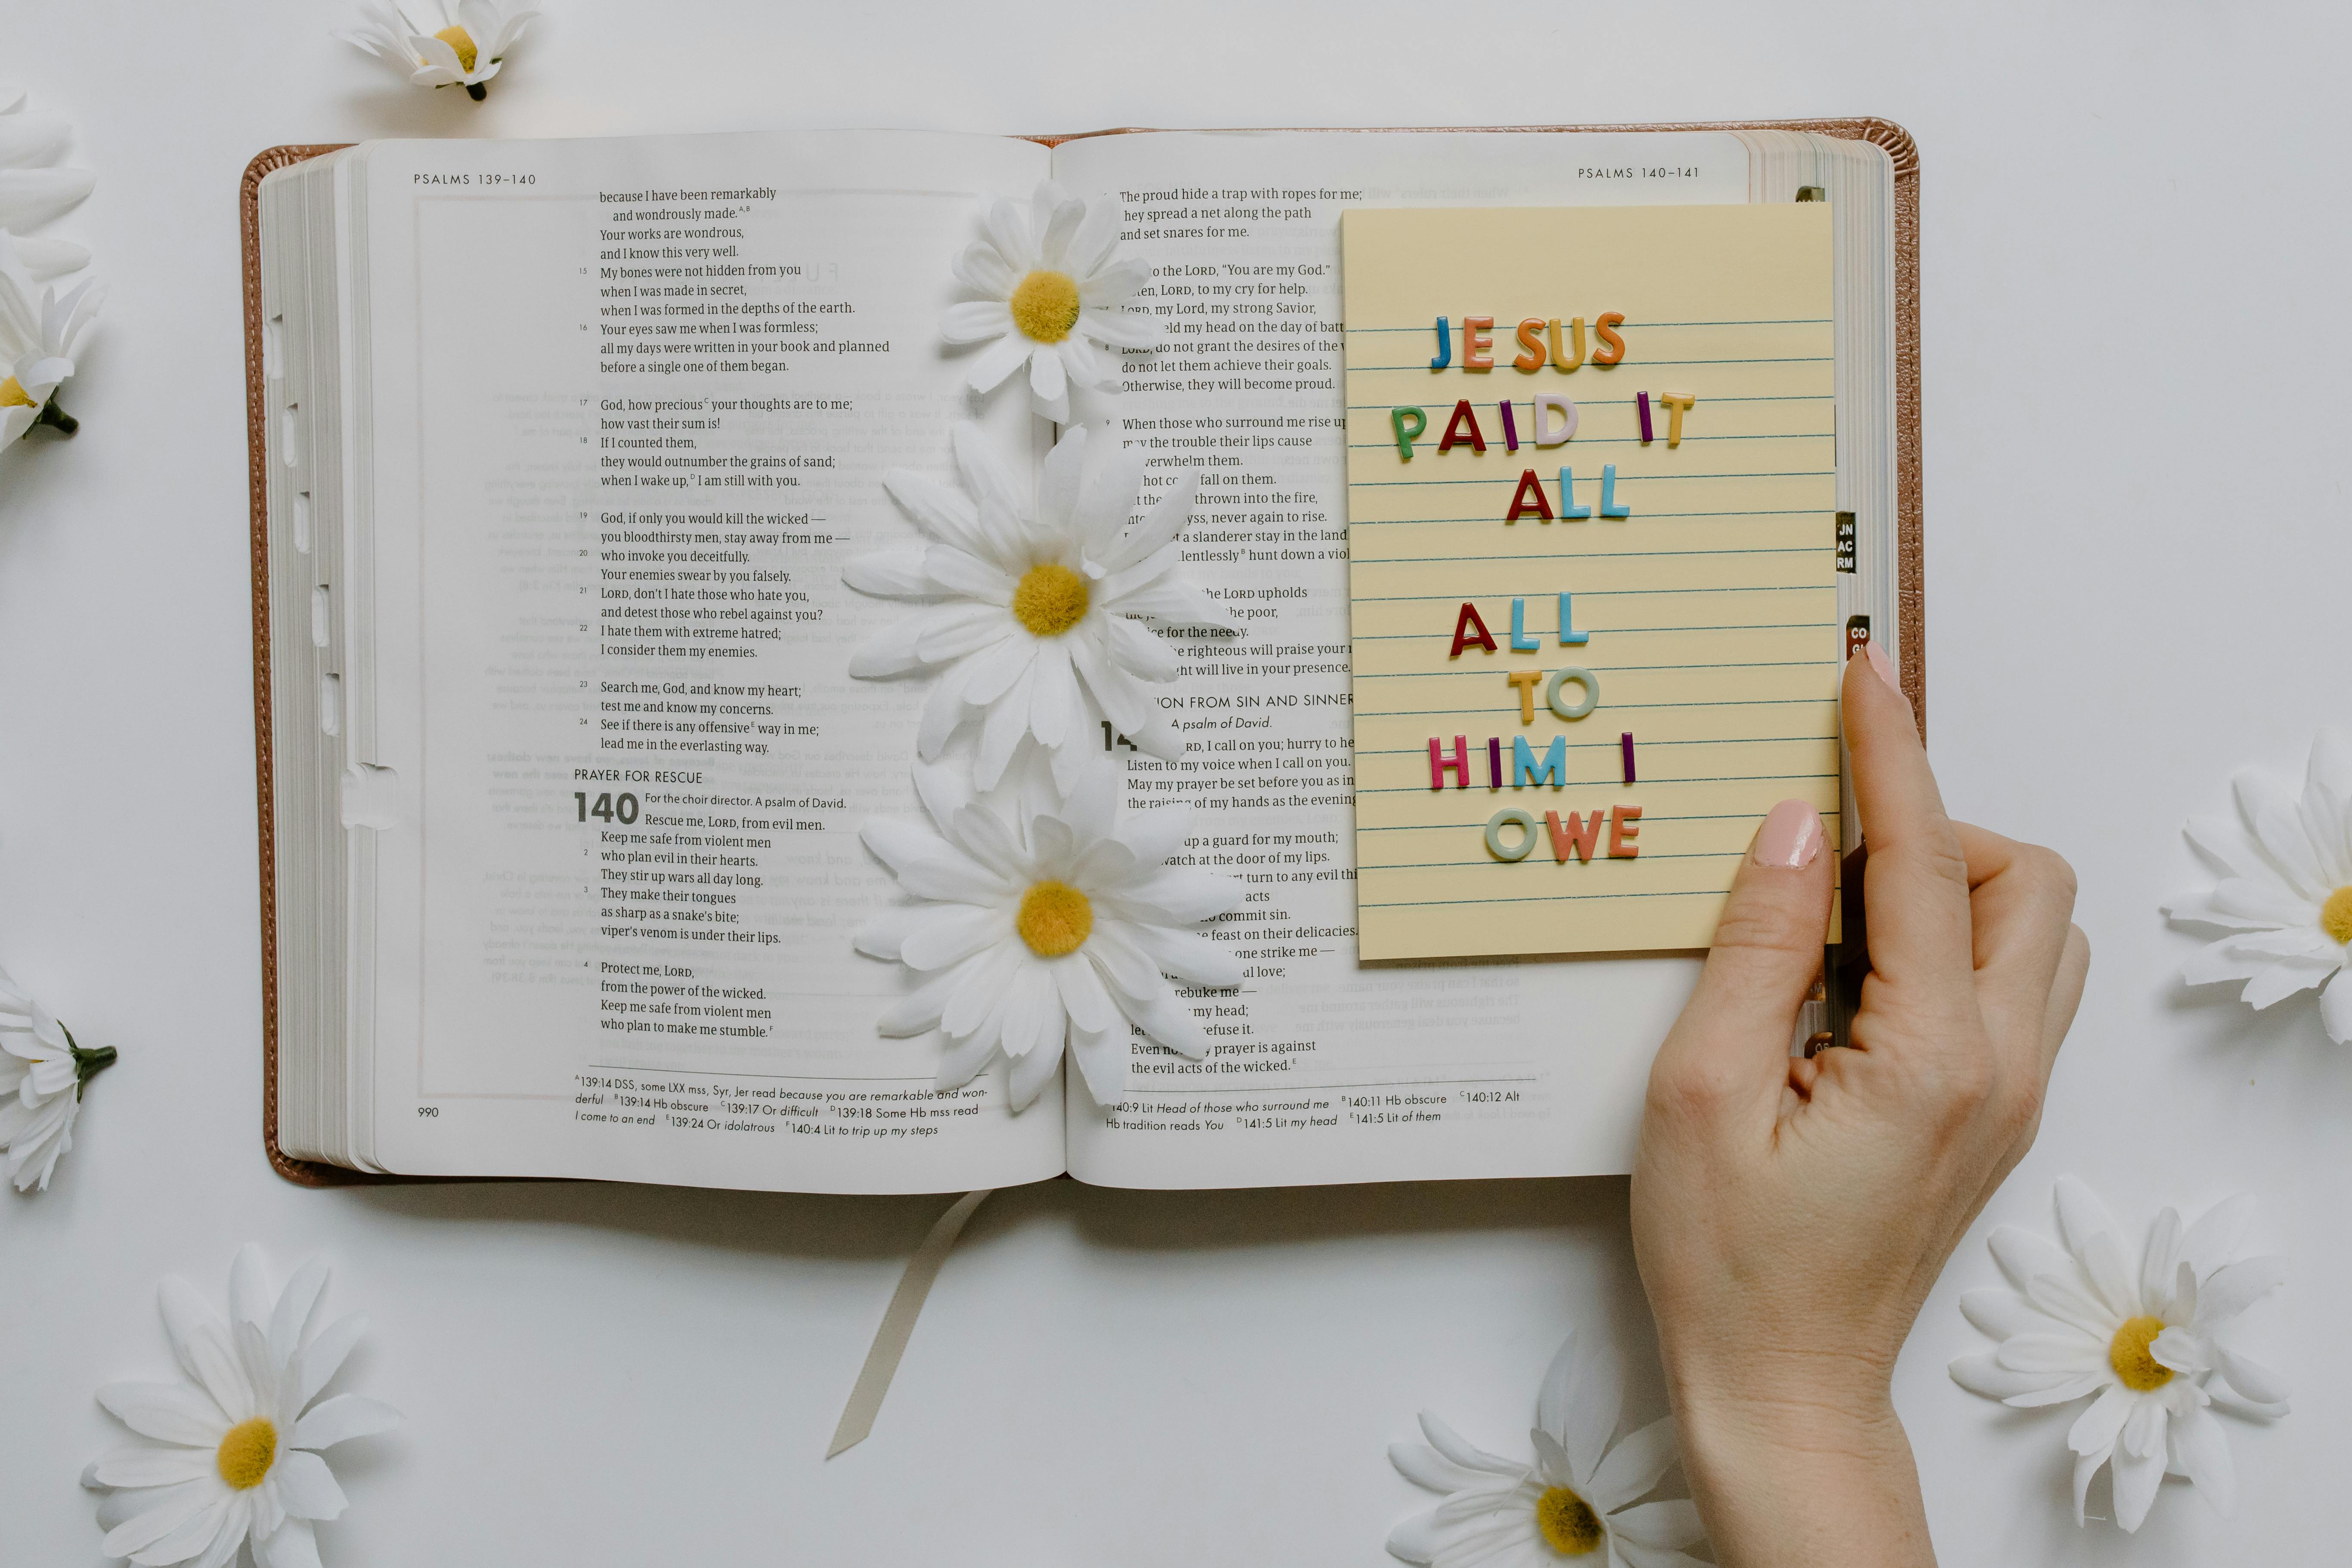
[1437,399,1487,454]
[1505,469,1554,523]
[1448,602,1498,658]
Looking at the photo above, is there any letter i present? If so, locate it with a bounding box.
[1636,391,1654,444]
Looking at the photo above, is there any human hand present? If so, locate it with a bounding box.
[1629,645,2090,1568]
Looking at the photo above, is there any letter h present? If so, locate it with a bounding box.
[1428,735,1470,789]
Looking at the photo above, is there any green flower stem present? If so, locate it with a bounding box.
[34,395,76,436]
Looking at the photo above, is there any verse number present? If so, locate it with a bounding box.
[415,1105,439,1117]
[1099,721,1137,753]
[575,790,640,824]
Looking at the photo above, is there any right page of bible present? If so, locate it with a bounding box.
[1341,204,1841,962]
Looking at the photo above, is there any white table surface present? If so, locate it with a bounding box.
[0,3,2341,1562]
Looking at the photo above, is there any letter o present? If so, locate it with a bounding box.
[1545,666,1599,721]
[1484,808,1540,862]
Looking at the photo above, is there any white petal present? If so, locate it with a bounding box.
[1102,616,1181,683]
[229,1245,274,1330]
[1121,922,1244,988]
[1065,1020,1128,1107]
[290,1393,400,1451]
[1384,1506,1447,1564]
[1609,1499,1704,1550]
[90,1444,217,1488]
[266,1259,329,1372]
[941,299,1013,345]
[1958,1288,2051,1342]
[296,1314,368,1408]
[962,331,1034,396]
[1027,340,1068,420]
[1106,868,1244,925]
[159,1276,229,1388]
[1006,1025,1063,1109]
[2191,1255,2287,1329]
[1390,1441,1490,1496]
[0,166,96,230]
[2212,1342,2290,1406]
[1103,469,1200,574]
[269,1449,348,1521]
[254,1517,323,1568]
[97,1381,230,1446]
[842,551,938,599]
[2169,1402,2235,1516]
[1076,304,1163,349]
[2324,968,2352,1043]
[2110,1430,2166,1531]
[1585,1416,1676,1512]
[901,904,1013,972]
[950,240,1016,298]
[101,1484,225,1562]
[2066,1383,2133,1457]
[1417,1413,1524,1476]
[1996,1333,2106,1376]
[1948,1352,2074,1403]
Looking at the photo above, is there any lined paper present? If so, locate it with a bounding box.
[1340,205,1840,962]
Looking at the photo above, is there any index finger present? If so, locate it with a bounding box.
[1843,646,1976,1005]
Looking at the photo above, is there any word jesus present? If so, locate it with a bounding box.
[1427,315,1625,372]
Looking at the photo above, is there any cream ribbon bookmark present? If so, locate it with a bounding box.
[827,1188,993,1457]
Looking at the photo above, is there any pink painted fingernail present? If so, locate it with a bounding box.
[1863,638,1902,695]
[1752,798,1824,869]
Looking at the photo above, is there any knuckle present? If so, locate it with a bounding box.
[2017,845,2080,908]
[1647,1055,1743,1123]
[1710,896,1823,961]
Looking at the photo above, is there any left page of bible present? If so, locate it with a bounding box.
[350,131,1069,1192]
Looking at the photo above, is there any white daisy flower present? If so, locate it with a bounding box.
[0,231,101,444]
[1388,1329,1705,1568]
[0,965,115,1191]
[846,421,1236,790]
[1949,1175,2289,1532]
[0,87,96,276]
[855,754,1241,1110]
[340,1,539,101]
[942,181,1161,421]
[2164,728,2352,1042]
[83,1245,400,1568]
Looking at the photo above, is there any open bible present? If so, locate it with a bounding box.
[248,122,1919,1193]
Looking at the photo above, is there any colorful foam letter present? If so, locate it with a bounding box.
[1532,393,1578,447]
[1599,464,1630,518]
[1607,804,1642,857]
[1557,592,1588,646]
[1619,732,1637,783]
[1448,602,1498,657]
[1509,597,1542,650]
[1429,317,1451,371]
[1659,391,1696,448]
[1506,669,1543,723]
[1505,470,1554,524]
[1513,734,1566,789]
[1391,405,1427,459]
[1428,735,1470,789]
[1488,736,1504,789]
[1513,319,1548,371]
[1636,390,1654,444]
[1462,316,1494,371]
[1557,467,1593,521]
[1546,808,1606,863]
[1485,808,1540,862]
[1546,667,1599,721]
[1438,400,1487,455]
[1497,399,1520,452]
[1548,318,1586,371]
[1591,312,1626,366]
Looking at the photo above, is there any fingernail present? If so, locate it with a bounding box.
[1862,638,1902,695]
[1752,798,1824,869]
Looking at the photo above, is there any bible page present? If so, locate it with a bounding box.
[1048,130,1759,1189]
[350,130,1068,1193]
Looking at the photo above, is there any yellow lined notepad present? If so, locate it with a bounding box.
[1340,205,1841,962]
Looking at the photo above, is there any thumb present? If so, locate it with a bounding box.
[1650,798,1835,1118]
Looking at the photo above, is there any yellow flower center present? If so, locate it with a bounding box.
[1011,562,1089,637]
[435,24,480,72]
[2323,886,2352,944]
[215,1416,279,1491]
[0,377,34,409]
[1008,269,1082,343]
[2108,1315,2173,1392]
[1535,1484,1604,1555]
[1015,880,1092,957]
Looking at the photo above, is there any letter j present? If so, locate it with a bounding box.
[1429,316,1452,370]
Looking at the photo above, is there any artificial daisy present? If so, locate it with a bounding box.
[84,1245,399,1568]
[0,965,115,1191]
[855,753,1241,1109]
[340,1,540,101]
[0,232,101,443]
[0,87,96,275]
[942,181,1161,421]
[1388,1328,1705,1568]
[1949,1175,2289,1531]
[2164,728,2352,1042]
[845,420,1235,789]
